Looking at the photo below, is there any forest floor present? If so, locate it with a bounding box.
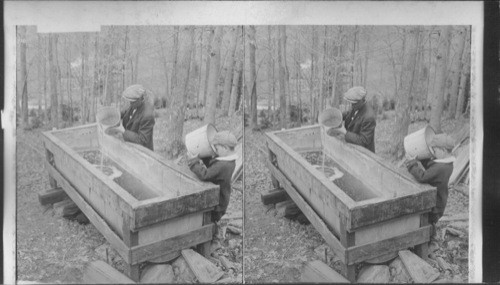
[15,109,243,283]
[243,116,470,283]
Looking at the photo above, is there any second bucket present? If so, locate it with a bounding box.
[403,125,436,160]
[185,124,218,158]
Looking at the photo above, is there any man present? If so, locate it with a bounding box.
[107,84,155,151]
[405,133,455,239]
[329,86,376,152]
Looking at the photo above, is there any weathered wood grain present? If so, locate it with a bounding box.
[137,211,204,245]
[46,163,131,262]
[399,249,440,283]
[38,187,68,205]
[130,224,213,264]
[83,260,135,284]
[300,260,350,283]
[182,249,224,283]
[346,225,431,265]
[267,161,346,261]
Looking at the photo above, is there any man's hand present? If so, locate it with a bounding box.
[405,152,417,161]
[328,122,347,135]
[186,151,199,160]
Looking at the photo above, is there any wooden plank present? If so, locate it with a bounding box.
[49,123,100,151]
[399,249,440,283]
[349,191,435,231]
[83,260,135,284]
[300,260,350,283]
[130,224,213,264]
[346,225,431,265]
[133,189,219,230]
[181,249,224,283]
[261,188,290,205]
[197,211,213,257]
[271,124,323,151]
[267,161,346,261]
[46,163,131,263]
[355,214,420,246]
[38,187,68,205]
[138,211,204,245]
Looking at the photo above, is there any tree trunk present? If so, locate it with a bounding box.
[267,26,275,119]
[90,34,99,123]
[66,37,73,124]
[170,26,180,105]
[203,27,215,107]
[196,28,204,115]
[133,27,141,83]
[455,28,471,119]
[44,35,48,120]
[19,26,29,128]
[204,27,223,125]
[167,26,195,158]
[363,27,371,87]
[447,27,467,119]
[80,34,87,124]
[319,26,328,113]
[37,34,43,117]
[278,26,288,129]
[247,25,258,130]
[49,34,59,128]
[229,40,243,117]
[221,27,238,116]
[430,26,452,133]
[330,27,342,108]
[310,26,318,124]
[390,26,420,159]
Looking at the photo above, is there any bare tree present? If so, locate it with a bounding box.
[390,26,420,159]
[229,29,243,117]
[447,26,467,118]
[19,26,29,127]
[430,26,452,133]
[248,25,258,129]
[221,27,239,116]
[267,26,275,119]
[310,26,318,124]
[170,26,180,106]
[203,27,215,106]
[455,28,470,119]
[204,27,223,125]
[278,26,288,129]
[167,26,195,158]
[49,34,59,128]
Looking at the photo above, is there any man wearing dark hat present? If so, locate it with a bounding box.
[330,86,376,152]
[107,84,155,151]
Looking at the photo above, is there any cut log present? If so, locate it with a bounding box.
[38,187,68,205]
[181,249,224,283]
[398,250,439,283]
[219,255,236,271]
[261,187,290,205]
[440,213,468,222]
[436,256,452,272]
[300,260,350,283]
[62,202,80,217]
[276,199,295,216]
[389,257,412,283]
[357,265,390,283]
[53,199,77,216]
[83,260,135,284]
[140,264,174,284]
[226,225,242,235]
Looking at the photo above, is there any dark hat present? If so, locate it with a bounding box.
[343,86,367,103]
[122,85,146,102]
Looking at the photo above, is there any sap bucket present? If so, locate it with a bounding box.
[96,106,120,129]
[404,125,436,160]
[318,107,343,128]
[185,124,218,158]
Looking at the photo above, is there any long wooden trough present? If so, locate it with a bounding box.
[266,125,436,282]
[42,123,220,281]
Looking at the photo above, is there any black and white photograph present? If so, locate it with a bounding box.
[243,24,473,283]
[3,1,485,284]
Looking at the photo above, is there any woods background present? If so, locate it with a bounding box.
[244,25,471,159]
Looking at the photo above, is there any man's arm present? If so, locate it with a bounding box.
[123,115,155,146]
[406,160,439,183]
[344,117,375,147]
[188,158,220,181]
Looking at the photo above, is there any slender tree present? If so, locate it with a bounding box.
[49,34,59,128]
[447,26,467,118]
[204,27,223,124]
[267,26,275,119]
[455,28,471,119]
[19,26,29,127]
[430,26,452,133]
[221,27,239,116]
[248,25,258,129]
[170,26,180,106]
[310,26,318,124]
[229,30,243,117]
[203,27,215,106]
[278,26,288,128]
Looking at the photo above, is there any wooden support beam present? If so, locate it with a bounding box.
[83,260,135,284]
[197,211,214,257]
[38,187,68,205]
[340,216,356,282]
[300,260,350,283]
[261,188,290,205]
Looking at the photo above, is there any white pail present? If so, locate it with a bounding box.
[185,124,218,158]
[404,125,436,160]
[96,106,120,129]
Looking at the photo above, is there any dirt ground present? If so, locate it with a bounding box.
[243,117,470,283]
[15,111,243,283]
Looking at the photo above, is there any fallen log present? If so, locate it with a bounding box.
[261,188,290,205]
[219,255,236,271]
[436,256,452,273]
[83,260,135,284]
[181,249,224,283]
[226,225,242,235]
[399,250,439,283]
[38,187,68,205]
[300,260,350,283]
[53,199,77,216]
